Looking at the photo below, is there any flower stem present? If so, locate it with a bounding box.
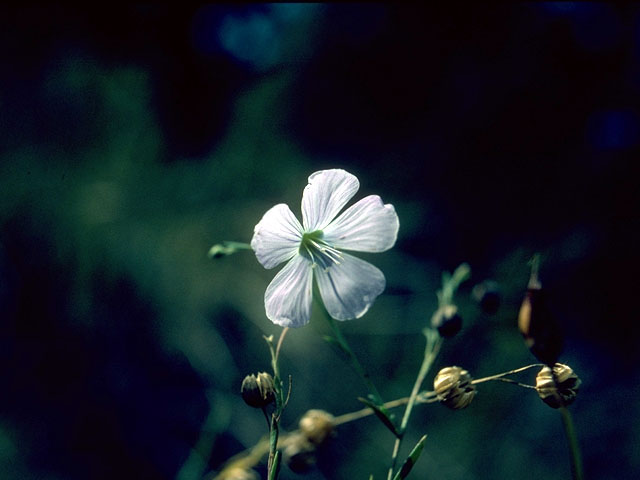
[471,363,543,388]
[333,397,412,426]
[560,406,584,480]
[387,328,442,480]
[267,414,280,476]
[273,327,289,378]
[323,309,384,405]
[264,328,290,480]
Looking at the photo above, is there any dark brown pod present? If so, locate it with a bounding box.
[431,304,463,338]
[518,286,563,366]
[472,280,501,314]
[240,372,276,408]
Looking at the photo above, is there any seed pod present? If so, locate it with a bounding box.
[536,363,581,409]
[283,433,317,474]
[240,372,275,408]
[518,286,563,366]
[431,304,463,338]
[299,409,335,446]
[433,366,476,409]
[218,467,260,480]
[472,280,501,314]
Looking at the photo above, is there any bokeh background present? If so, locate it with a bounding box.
[1,4,639,479]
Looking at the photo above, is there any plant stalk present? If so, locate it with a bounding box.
[560,406,584,480]
[387,329,442,480]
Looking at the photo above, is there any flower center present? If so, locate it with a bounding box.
[299,230,343,270]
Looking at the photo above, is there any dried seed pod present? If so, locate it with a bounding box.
[431,304,463,338]
[298,409,335,446]
[472,280,501,314]
[536,363,581,409]
[433,366,476,409]
[518,286,563,366]
[283,433,317,474]
[218,467,260,480]
[240,372,275,408]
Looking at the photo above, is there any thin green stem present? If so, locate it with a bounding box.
[481,377,537,389]
[387,329,442,480]
[268,450,281,480]
[273,327,289,379]
[333,396,411,426]
[471,364,544,385]
[267,415,279,476]
[264,328,290,480]
[560,406,584,480]
[438,263,470,307]
[323,307,384,405]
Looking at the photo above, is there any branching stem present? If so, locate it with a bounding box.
[387,329,442,480]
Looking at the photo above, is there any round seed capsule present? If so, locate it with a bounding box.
[431,304,463,338]
[536,363,581,409]
[240,372,276,408]
[299,409,335,446]
[472,280,501,314]
[433,366,476,409]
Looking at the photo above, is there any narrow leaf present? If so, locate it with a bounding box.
[358,397,400,438]
[392,434,428,480]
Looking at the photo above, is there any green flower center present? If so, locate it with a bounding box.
[299,230,343,269]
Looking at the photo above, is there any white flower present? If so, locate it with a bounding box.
[251,169,399,327]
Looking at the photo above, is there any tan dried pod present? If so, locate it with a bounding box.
[298,409,335,446]
[536,363,581,409]
[218,467,260,480]
[433,366,476,409]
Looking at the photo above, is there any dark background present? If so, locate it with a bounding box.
[1,4,638,479]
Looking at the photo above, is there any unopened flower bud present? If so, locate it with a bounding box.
[433,366,476,409]
[431,304,463,338]
[536,363,581,409]
[472,280,501,314]
[283,433,316,474]
[299,409,335,446]
[241,372,275,408]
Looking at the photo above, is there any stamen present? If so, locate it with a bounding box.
[308,239,343,265]
[302,242,317,264]
[299,231,343,270]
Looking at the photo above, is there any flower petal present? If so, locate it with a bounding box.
[264,255,314,327]
[251,204,303,269]
[301,169,360,231]
[315,252,386,320]
[323,195,399,252]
